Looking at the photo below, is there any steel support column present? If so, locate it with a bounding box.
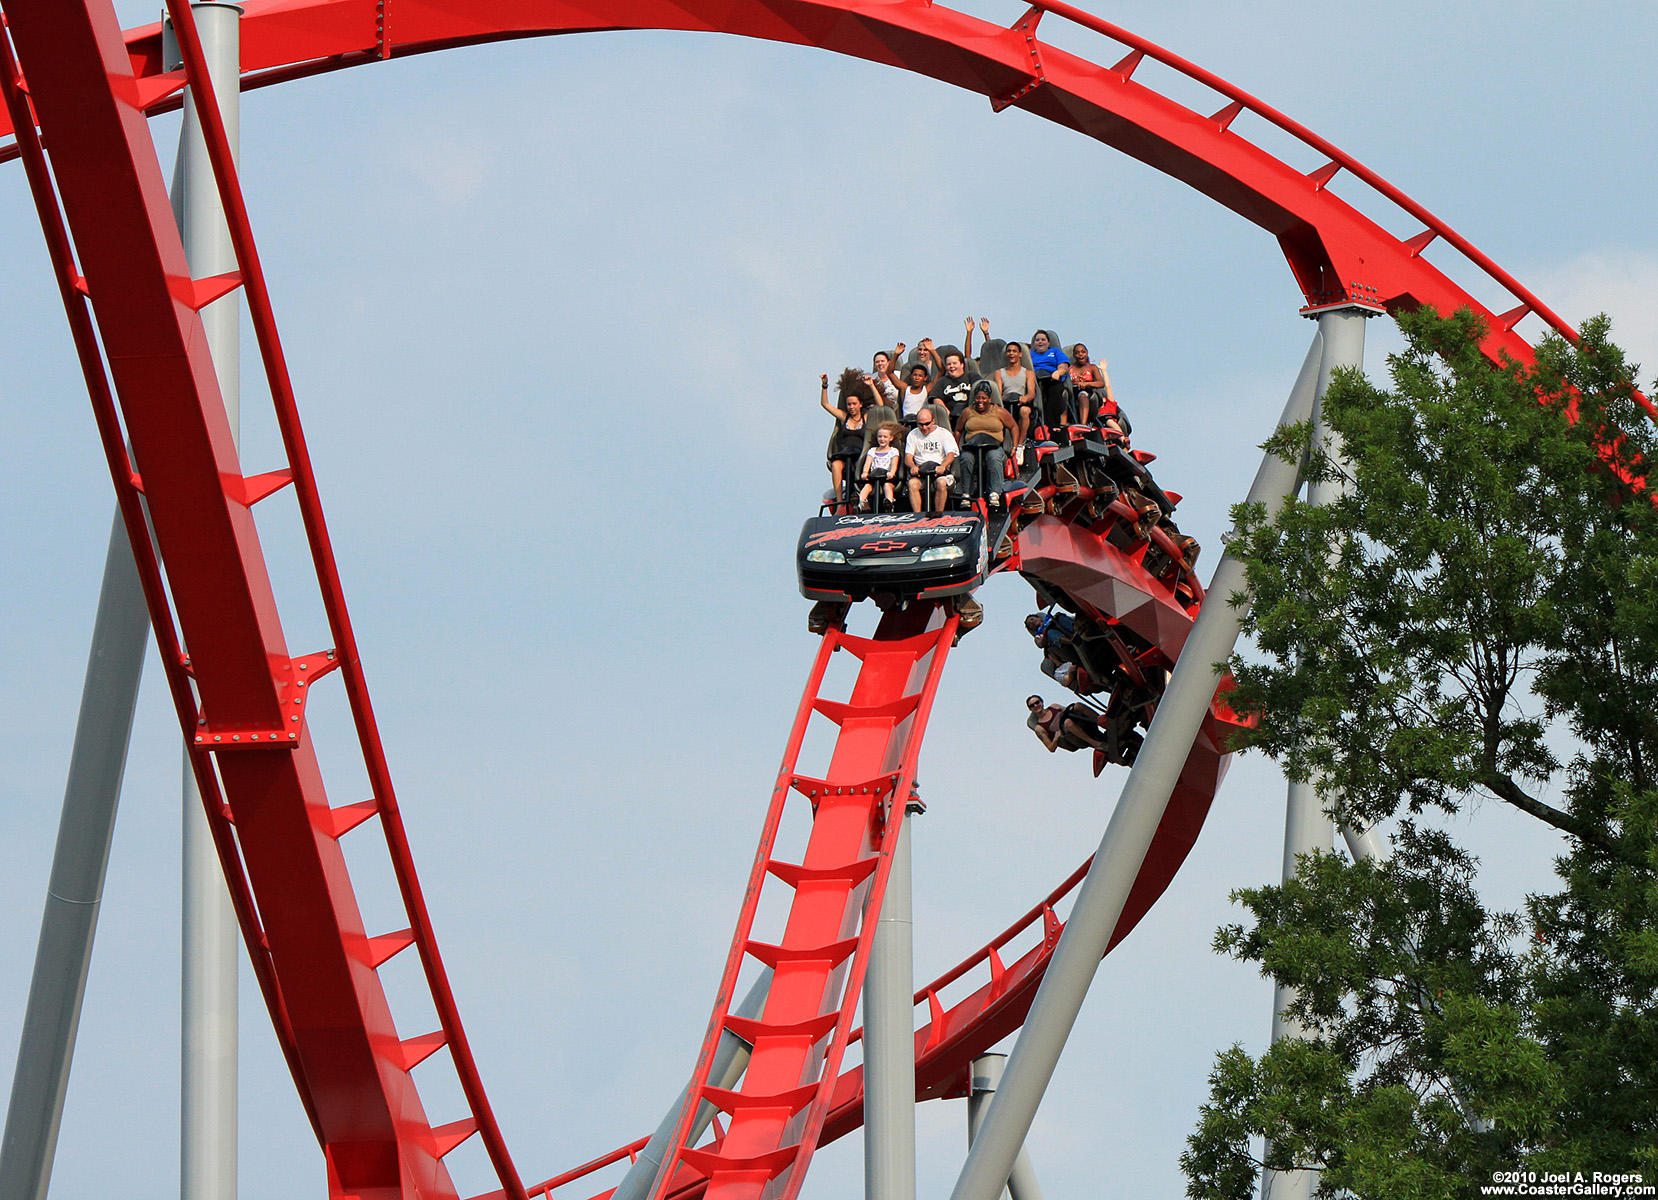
[167,8,243,1199]
[1262,306,1368,1200]
[864,809,918,1200]
[948,329,1327,1200]
[966,1056,1042,1200]
[0,516,150,1200]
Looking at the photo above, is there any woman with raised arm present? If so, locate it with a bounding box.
[898,358,935,423]
[868,350,901,405]
[819,369,871,506]
[1069,343,1121,434]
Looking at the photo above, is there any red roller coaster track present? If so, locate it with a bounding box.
[0,2,1585,1198]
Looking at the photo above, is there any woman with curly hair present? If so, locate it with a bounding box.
[819,368,876,505]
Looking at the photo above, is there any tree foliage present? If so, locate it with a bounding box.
[1181,309,1658,1198]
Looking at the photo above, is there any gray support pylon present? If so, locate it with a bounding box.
[864,809,917,1200]
[1340,823,1386,863]
[1262,308,1368,1200]
[612,968,774,1200]
[168,9,243,1200]
[966,1057,1043,1200]
[948,329,1328,1200]
[0,516,151,1200]
[1306,312,1387,916]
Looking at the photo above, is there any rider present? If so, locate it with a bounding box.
[859,423,903,511]
[898,360,934,423]
[904,407,958,512]
[1028,330,1072,431]
[954,381,1017,504]
[933,350,977,420]
[1025,694,1114,777]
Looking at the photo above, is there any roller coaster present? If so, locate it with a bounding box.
[0,3,1590,1199]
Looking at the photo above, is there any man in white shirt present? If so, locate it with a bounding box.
[905,408,959,512]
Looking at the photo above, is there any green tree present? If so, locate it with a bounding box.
[1180,309,1658,1199]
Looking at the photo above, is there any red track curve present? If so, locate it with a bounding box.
[0,2,1583,1198]
[2,0,1591,366]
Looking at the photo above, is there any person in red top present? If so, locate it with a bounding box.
[1070,343,1125,439]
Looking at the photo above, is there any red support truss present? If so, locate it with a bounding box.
[648,606,956,1200]
[0,1,524,1196]
[556,495,1245,1200]
[1,0,1605,378]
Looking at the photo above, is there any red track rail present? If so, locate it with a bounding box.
[0,0,1593,376]
[647,607,957,1200]
[1,2,523,1196]
[536,499,1242,1200]
[0,2,1592,1198]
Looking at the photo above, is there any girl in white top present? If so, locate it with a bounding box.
[859,423,903,511]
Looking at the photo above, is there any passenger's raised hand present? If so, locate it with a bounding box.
[965,316,974,332]
[820,373,829,389]
[920,337,934,351]
[978,317,990,335]
[895,342,907,357]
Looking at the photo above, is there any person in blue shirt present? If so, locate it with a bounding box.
[1028,330,1073,432]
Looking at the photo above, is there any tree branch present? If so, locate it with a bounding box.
[1481,771,1642,866]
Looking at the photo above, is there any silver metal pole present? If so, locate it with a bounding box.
[1340,823,1387,863]
[612,969,774,1200]
[1262,307,1367,1200]
[0,516,150,1200]
[967,1056,1043,1200]
[864,809,917,1200]
[948,330,1328,1200]
[168,9,242,1200]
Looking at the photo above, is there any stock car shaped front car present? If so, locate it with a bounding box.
[797,512,987,604]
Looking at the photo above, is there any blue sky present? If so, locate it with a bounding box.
[2,2,1655,1198]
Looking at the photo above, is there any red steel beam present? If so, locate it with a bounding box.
[0,0,1582,369]
[1,1,459,1195]
[1,2,1609,1197]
